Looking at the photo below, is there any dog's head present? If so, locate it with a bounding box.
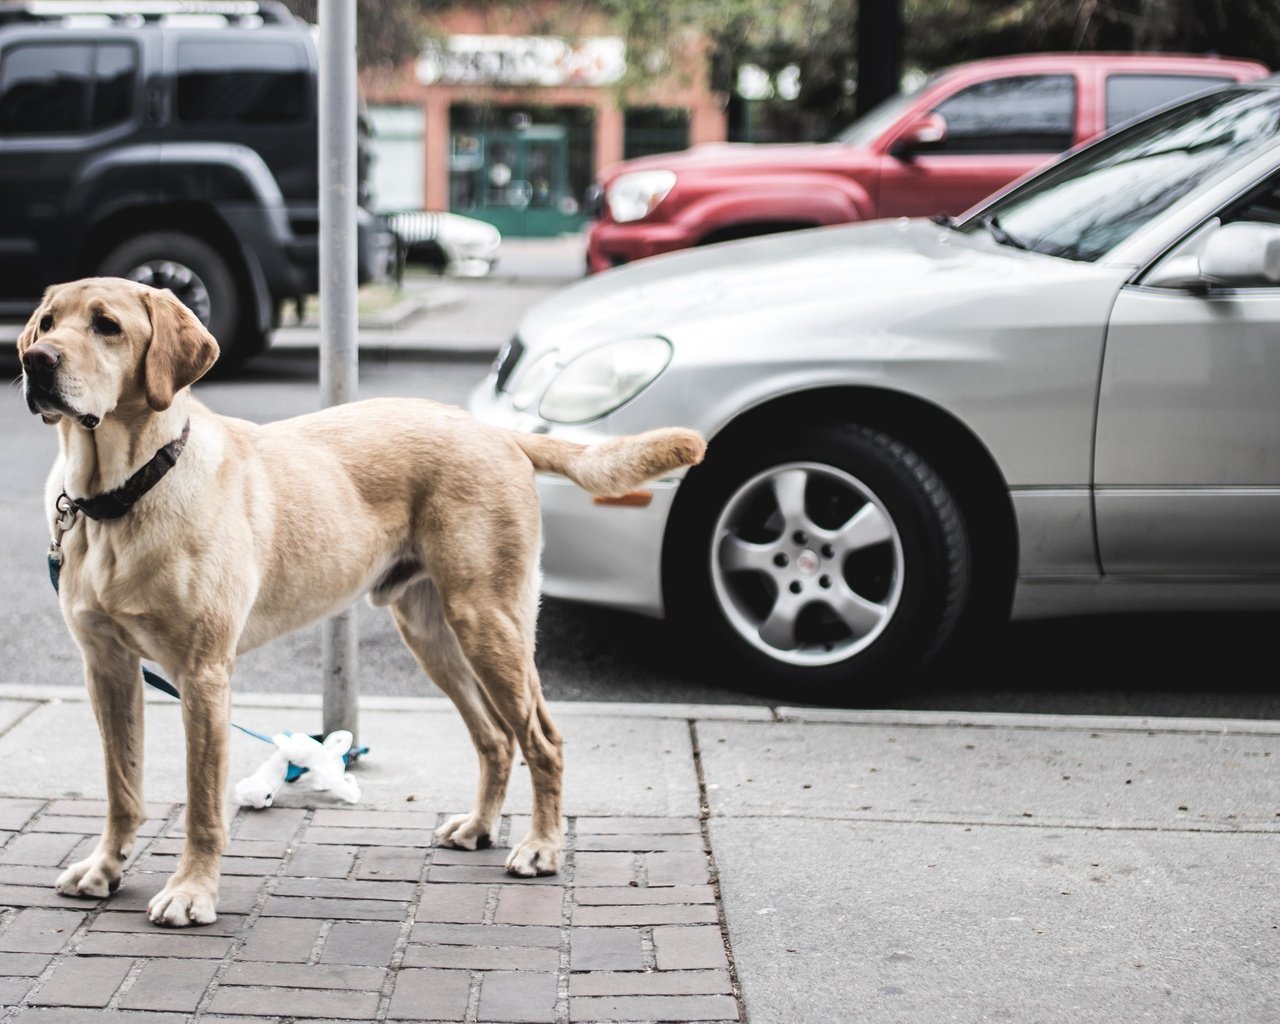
[17,277,220,428]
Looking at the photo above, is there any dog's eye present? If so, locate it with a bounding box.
[93,315,121,336]
[39,314,52,332]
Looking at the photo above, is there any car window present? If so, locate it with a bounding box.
[0,42,137,135]
[176,40,307,124]
[928,74,1075,154]
[1106,74,1234,129]
[1226,173,1280,228]
[963,87,1280,262]
[831,84,927,145]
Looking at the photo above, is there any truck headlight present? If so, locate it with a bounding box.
[539,337,673,424]
[606,170,677,223]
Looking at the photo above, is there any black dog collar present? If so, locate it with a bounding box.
[66,421,191,521]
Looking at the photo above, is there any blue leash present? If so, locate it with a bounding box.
[47,548,367,777]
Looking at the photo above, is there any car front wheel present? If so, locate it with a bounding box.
[665,424,971,699]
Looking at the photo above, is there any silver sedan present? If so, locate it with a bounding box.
[468,78,1280,696]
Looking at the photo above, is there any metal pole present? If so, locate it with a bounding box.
[318,0,359,746]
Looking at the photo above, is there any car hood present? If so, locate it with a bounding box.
[602,141,864,180]
[518,219,1130,356]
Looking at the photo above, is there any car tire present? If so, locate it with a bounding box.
[405,238,449,273]
[664,424,971,700]
[98,231,250,370]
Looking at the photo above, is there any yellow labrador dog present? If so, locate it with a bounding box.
[17,277,705,927]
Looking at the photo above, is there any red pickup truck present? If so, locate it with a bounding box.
[586,52,1269,274]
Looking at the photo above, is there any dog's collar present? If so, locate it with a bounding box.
[65,420,191,521]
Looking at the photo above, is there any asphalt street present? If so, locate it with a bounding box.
[3,242,1280,720]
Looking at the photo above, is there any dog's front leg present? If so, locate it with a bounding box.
[56,640,147,899]
[148,667,230,927]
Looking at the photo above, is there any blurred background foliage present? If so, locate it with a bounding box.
[282,0,1280,140]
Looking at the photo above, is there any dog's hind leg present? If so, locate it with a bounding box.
[508,663,564,877]
[56,637,147,900]
[391,580,516,852]
[439,596,564,878]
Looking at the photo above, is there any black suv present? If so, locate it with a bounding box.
[0,0,387,367]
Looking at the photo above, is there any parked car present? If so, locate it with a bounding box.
[383,209,501,278]
[0,0,390,368]
[586,52,1269,274]
[469,75,1280,697]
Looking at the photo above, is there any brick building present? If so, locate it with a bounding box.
[358,6,727,237]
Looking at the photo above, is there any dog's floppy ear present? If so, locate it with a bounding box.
[15,286,54,357]
[143,288,220,411]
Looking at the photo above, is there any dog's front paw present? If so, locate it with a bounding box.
[56,853,125,899]
[436,813,494,851]
[506,834,561,877]
[148,877,218,927]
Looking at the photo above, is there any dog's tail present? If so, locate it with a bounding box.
[513,427,706,498]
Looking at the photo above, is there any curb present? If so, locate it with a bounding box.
[283,282,467,333]
[3,684,1279,735]
[264,339,501,361]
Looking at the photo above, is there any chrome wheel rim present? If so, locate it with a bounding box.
[710,462,904,667]
[123,260,213,325]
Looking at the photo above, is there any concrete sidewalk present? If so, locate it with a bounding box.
[267,235,589,360]
[0,686,1275,1022]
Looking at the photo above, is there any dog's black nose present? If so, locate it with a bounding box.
[22,342,60,378]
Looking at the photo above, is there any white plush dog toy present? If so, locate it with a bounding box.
[233,730,361,808]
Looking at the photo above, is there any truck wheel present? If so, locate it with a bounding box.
[664,424,971,701]
[99,232,246,369]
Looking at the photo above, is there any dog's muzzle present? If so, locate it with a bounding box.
[21,342,71,421]
[21,341,60,382]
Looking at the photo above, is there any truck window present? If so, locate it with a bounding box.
[930,74,1075,154]
[91,45,136,129]
[0,42,137,135]
[1106,74,1233,129]
[176,40,307,124]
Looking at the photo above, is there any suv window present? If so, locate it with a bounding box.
[1106,74,1233,129]
[0,42,136,135]
[176,39,307,124]
[930,74,1075,154]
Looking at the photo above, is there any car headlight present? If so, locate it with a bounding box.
[606,170,677,223]
[511,348,561,411]
[538,337,673,424]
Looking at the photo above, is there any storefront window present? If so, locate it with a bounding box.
[449,104,595,236]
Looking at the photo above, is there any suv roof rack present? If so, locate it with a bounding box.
[0,0,296,27]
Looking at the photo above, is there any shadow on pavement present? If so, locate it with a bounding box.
[536,597,1280,720]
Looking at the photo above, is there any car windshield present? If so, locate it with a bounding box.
[830,79,932,145]
[959,85,1280,262]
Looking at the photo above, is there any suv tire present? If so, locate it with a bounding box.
[98,231,249,370]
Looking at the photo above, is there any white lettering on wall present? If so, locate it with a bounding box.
[416,35,626,88]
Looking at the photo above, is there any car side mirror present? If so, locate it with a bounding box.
[1141,254,1207,291]
[1199,221,1280,285]
[1140,217,1221,291]
[890,113,948,160]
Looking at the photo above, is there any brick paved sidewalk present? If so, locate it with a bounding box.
[0,799,744,1023]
